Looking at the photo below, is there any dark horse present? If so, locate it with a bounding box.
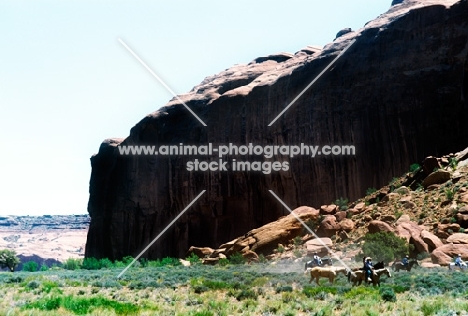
[350,261,384,272]
[392,259,418,272]
[305,257,333,270]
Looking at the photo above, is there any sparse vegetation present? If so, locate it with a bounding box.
[335,197,349,210]
[449,157,458,170]
[444,188,455,201]
[0,257,467,314]
[409,163,421,173]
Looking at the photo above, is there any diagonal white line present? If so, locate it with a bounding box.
[268,190,356,276]
[117,190,206,278]
[118,38,207,127]
[268,39,356,127]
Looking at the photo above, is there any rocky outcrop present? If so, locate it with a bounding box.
[194,206,319,263]
[86,0,468,260]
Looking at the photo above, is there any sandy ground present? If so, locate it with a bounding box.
[0,229,87,262]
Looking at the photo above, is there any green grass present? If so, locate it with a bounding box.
[24,295,139,315]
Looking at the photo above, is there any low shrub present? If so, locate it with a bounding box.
[62,258,82,270]
[229,252,246,264]
[228,288,258,301]
[22,261,38,272]
[82,257,101,270]
[380,287,396,302]
[275,285,293,293]
[303,286,337,298]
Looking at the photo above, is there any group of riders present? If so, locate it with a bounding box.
[311,252,466,282]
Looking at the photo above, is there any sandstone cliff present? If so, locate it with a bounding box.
[86,0,468,260]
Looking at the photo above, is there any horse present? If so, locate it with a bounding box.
[350,261,384,272]
[304,257,333,270]
[347,267,391,287]
[448,261,468,271]
[305,266,348,285]
[392,259,418,272]
[372,268,392,286]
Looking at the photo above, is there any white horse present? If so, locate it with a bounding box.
[448,261,468,271]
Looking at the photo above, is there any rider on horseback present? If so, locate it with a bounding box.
[455,254,464,267]
[364,257,374,283]
[402,255,409,266]
[313,252,322,266]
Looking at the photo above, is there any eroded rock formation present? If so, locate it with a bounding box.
[86,0,468,260]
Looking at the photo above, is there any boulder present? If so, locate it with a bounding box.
[335,211,347,222]
[422,170,451,188]
[398,222,429,253]
[339,219,355,232]
[437,223,461,233]
[320,205,337,215]
[354,202,366,211]
[367,220,393,234]
[316,215,341,237]
[456,213,468,228]
[431,244,468,265]
[420,230,443,251]
[187,246,214,258]
[244,206,320,255]
[446,233,468,244]
[306,238,333,257]
[422,156,441,176]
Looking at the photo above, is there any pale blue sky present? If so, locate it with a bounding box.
[0,0,390,215]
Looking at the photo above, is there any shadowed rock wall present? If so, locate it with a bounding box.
[86,0,468,260]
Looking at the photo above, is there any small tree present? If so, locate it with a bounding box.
[0,249,21,272]
[361,232,409,264]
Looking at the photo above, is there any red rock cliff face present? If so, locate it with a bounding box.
[86,0,468,260]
